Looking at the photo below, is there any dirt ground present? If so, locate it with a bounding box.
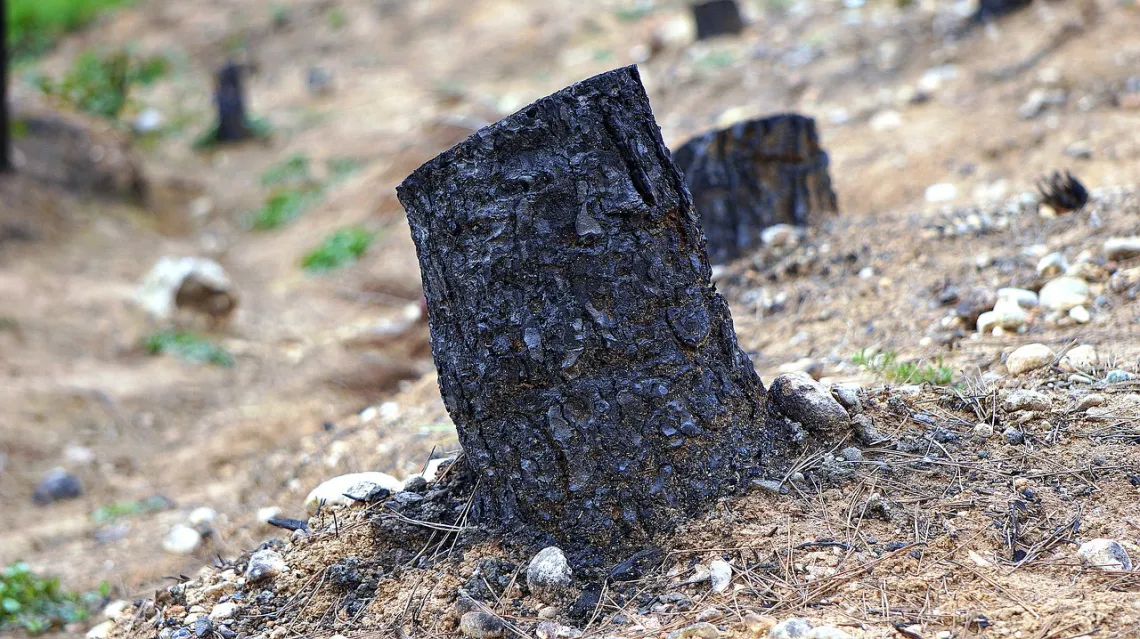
[2,0,1140,637]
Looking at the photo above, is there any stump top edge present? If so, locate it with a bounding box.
[396,65,646,195]
[674,112,821,148]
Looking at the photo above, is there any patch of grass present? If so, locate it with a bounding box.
[144,330,234,367]
[852,349,953,386]
[91,496,170,525]
[301,227,376,273]
[326,8,347,29]
[36,48,170,120]
[246,187,323,231]
[695,50,737,70]
[326,157,366,181]
[0,562,106,634]
[614,5,656,22]
[7,0,136,59]
[260,154,312,187]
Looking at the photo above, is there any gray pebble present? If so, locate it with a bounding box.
[527,547,573,603]
[1003,427,1025,445]
[840,447,863,462]
[769,374,850,432]
[753,479,785,495]
[1105,369,1135,383]
[459,610,505,638]
[770,618,813,639]
[32,468,83,505]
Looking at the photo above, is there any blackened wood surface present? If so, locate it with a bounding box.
[672,114,837,264]
[215,63,249,142]
[397,66,785,550]
[692,0,745,40]
[1,0,11,173]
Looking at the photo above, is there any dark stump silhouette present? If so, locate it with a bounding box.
[692,0,745,40]
[214,62,250,143]
[397,66,801,552]
[672,114,838,264]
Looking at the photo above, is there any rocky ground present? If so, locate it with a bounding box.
[3,0,1140,637]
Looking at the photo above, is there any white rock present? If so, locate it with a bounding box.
[1069,305,1091,324]
[973,423,994,438]
[1078,539,1132,571]
[304,472,404,514]
[188,506,217,531]
[806,628,852,639]
[102,600,130,620]
[135,256,236,320]
[1039,277,1090,311]
[422,457,455,483]
[991,298,1027,330]
[1061,344,1098,372]
[1006,344,1054,375]
[246,549,287,583]
[1076,393,1106,410]
[769,374,850,432]
[925,183,958,203]
[709,559,732,593]
[257,506,282,524]
[134,107,164,134]
[87,620,114,639]
[1105,237,1140,261]
[761,224,800,248]
[527,547,573,603]
[770,618,813,639]
[1036,252,1069,277]
[996,288,1038,308]
[162,525,202,555]
[209,601,238,621]
[976,311,998,334]
[869,110,902,132]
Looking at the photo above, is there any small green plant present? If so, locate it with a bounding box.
[270,4,291,28]
[0,562,105,634]
[261,154,312,187]
[302,227,376,273]
[247,188,323,231]
[8,0,137,59]
[144,330,234,367]
[614,5,656,22]
[37,49,169,120]
[91,496,170,525]
[326,157,365,181]
[695,51,737,70]
[326,8,347,29]
[852,349,953,386]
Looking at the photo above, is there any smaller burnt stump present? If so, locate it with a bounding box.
[692,0,745,40]
[214,62,250,143]
[672,114,837,264]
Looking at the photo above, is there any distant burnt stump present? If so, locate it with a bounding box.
[672,114,838,264]
[692,0,745,40]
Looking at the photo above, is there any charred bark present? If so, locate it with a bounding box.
[672,114,838,264]
[397,66,795,551]
[214,62,249,143]
[692,0,745,41]
[1,0,11,173]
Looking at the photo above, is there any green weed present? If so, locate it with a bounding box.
[260,154,312,187]
[91,496,170,525]
[326,8,346,29]
[302,228,376,273]
[144,330,234,367]
[246,188,323,231]
[37,49,169,120]
[0,562,106,634]
[7,0,136,59]
[614,6,656,22]
[852,349,953,386]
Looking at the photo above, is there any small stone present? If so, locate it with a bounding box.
[1036,252,1069,277]
[1003,390,1050,413]
[421,456,455,483]
[102,600,130,620]
[770,618,813,639]
[537,606,559,620]
[1076,394,1105,410]
[459,611,505,638]
[304,472,403,514]
[768,374,850,432]
[1105,237,1140,261]
[976,311,998,334]
[193,617,213,638]
[209,602,238,621]
[754,479,785,495]
[163,525,202,555]
[246,549,287,583]
[1105,370,1135,384]
[996,288,1039,308]
[840,447,863,462]
[134,107,164,134]
[1078,539,1132,571]
[135,256,237,322]
[527,547,573,603]
[743,613,778,634]
[973,423,994,438]
[831,385,862,413]
[1006,344,1054,375]
[402,475,429,493]
[1065,140,1093,159]
[925,183,958,203]
[991,298,1027,330]
[32,468,83,505]
[675,622,720,639]
[1060,345,1098,372]
[806,629,852,639]
[761,224,799,248]
[1003,427,1025,445]
[536,621,582,639]
[1039,277,1090,311]
[306,67,335,97]
[936,632,952,639]
[87,621,114,639]
[709,559,732,593]
[1069,305,1091,324]
[852,414,884,444]
[869,110,902,131]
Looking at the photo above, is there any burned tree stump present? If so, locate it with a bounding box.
[692,0,745,40]
[672,114,837,264]
[214,62,249,142]
[1,0,11,173]
[397,66,795,550]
